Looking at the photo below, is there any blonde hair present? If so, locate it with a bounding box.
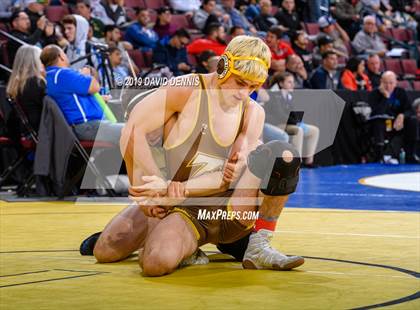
[224,35,271,83]
[6,45,43,99]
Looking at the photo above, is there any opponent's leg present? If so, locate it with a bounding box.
[93,204,159,263]
[242,141,304,270]
[141,213,198,276]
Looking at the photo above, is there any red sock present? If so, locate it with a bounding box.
[254,218,277,232]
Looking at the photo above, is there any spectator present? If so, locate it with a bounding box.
[310,50,340,89]
[312,35,335,68]
[193,0,222,30]
[317,15,350,58]
[340,57,372,91]
[275,0,303,35]
[219,0,257,34]
[153,29,191,76]
[101,25,132,50]
[168,0,201,13]
[23,0,48,33]
[125,8,159,51]
[40,45,124,145]
[8,10,55,65]
[61,14,90,70]
[75,0,105,38]
[290,31,313,72]
[230,25,246,37]
[285,54,310,88]
[106,47,131,85]
[195,50,218,73]
[361,0,393,16]
[93,0,127,26]
[253,0,278,32]
[352,15,387,56]
[366,53,382,88]
[306,0,330,22]
[6,45,45,132]
[333,0,363,39]
[153,6,177,39]
[265,26,295,73]
[187,23,227,56]
[368,71,417,163]
[266,72,320,165]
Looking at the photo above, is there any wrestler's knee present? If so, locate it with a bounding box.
[142,246,179,277]
[93,243,124,263]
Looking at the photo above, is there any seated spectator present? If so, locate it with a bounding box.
[8,10,55,65]
[195,50,218,73]
[253,0,278,32]
[312,35,335,68]
[193,0,220,30]
[366,53,382,88]
[6,45,45,132]
[107,47,131,85]
[275,0,303,35]
[317,15,350,58]
[333,0,362,39]
[40,45,124,145]
[125,8,159,51]
[340,57,372,91]
[153,6,177,39]
[61,14,90,70]
[93,0,126,26]
[153,29,191,76]
[265,26,295,73]
[361,0,393,17]
[168,0,201,13]
[24,0,48,33]
[352,15,387,56]
[230,25,246,37]
[285,54,310,88]
[187,23,227,56]
[290,31,313,72]
[0,0,15,20]
[266,72,320,165]
[368,71,417,163]
[310,50,340,89]
[75,0,105,38]
[101,25,133,50]
[219,0,257,34]
[244,0,260,22]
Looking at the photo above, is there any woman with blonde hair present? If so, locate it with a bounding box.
[6,45,45,132]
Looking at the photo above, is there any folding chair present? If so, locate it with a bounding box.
[1,98,39,195]
[38,96,116,197]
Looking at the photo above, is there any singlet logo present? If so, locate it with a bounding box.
[187,152,225,177]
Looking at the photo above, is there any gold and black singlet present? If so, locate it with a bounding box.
[164,74,246,183]
[164,74,253,245]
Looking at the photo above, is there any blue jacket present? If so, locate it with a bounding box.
[310,66,339,90]
[152,37,189,76]
[124,22,159,50]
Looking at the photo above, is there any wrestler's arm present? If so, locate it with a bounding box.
[121,79,192,186]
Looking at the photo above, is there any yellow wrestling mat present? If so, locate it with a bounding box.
[1,201,419,309]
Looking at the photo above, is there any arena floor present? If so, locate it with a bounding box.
[1,164,419,309]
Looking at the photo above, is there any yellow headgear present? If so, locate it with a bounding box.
[216,51,269,85]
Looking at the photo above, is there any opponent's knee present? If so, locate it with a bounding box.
[142,247,179,277]
[248,141,301,196]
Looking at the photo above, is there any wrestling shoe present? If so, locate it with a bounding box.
[179,249,209,267]
[80,232,102,256]
[242,229,304,270]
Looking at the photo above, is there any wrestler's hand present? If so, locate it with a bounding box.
[223,152,246,184]
[133,182,188,209]
[140,204,167,219]
[129,176,168,198]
